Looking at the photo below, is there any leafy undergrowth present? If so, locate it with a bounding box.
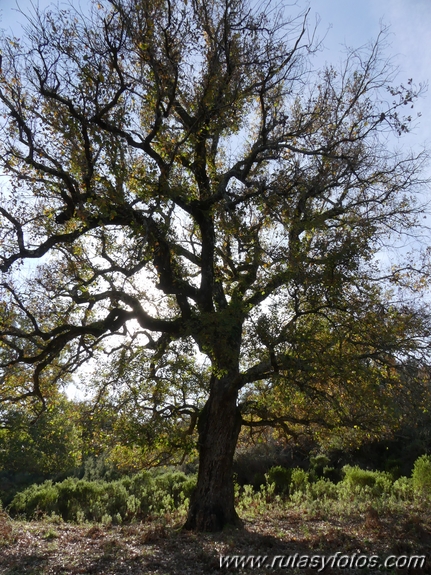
[0,502,430,575]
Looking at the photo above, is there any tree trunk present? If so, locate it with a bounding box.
[184,377,242,531]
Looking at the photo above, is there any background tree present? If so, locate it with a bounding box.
[0,392,81,500]
[0,0,430,530]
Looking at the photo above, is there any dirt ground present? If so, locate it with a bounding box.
[1,506,430,574]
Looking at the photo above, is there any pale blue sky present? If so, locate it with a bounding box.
[1,0,429,147]
[303,0,430,155]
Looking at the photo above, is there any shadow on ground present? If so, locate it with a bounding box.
[0,510,430,574]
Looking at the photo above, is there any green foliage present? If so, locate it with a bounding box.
[8,469,196,523]
[341,465,393,497]
[290,468,310,495]
[43,527,59,540]
[412,454,431,497]
[392,476,414,501]
[153,470,197,509]
[235,455,431,523]
[81,454,121,482]
[265,466,291,494]
[10,480,59,517]
[307,478,339,501]
[309,454,333,481]
[234,442,282,488]
[0,470,48,507]
[236,482,278,517]
[8,455,430,526]
[0,397,82,477]
[342,465,377,489]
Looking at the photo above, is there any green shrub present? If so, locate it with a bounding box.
[125,494,139,517]
[290,468,309,495]
[392,476,414,501]
[154,471,196,506]
[412,454,431,497]
[341,465,393,498]
[103,481,129,520]
[56,478,106,522]
[9,469,197,523]
[309,454,333,481]
[307,478,338,500]
[236,483,277,516]
[342,465,376,489]
[9,480,58,517]
[265,466,291,494]
[101,513,112,526]
[127,470,155,496]
[0,470,48,507]
[373,471,393,496]
[123,471,155,516]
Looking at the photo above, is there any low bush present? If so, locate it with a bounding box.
[341,465,393,497]
[412,454,431,497]
[307,478,338,501]
[7,455,430,525]
[290,468,309,494]
[265,466,291,494]
[10,481,59,517]
[392,476,414,501]
[0,470,48,507]
[309,454,333,481]
[342,465,376,489]
[8,469,196,523]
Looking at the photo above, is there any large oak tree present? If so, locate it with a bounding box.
[1,0,430,530]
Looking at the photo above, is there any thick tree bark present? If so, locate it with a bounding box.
[184,377,242,531]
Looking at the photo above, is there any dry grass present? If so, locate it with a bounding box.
[0,503,430,574]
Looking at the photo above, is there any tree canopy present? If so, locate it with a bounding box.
[1,0,430,530]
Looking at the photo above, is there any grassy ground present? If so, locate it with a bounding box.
[1,502,430,574]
